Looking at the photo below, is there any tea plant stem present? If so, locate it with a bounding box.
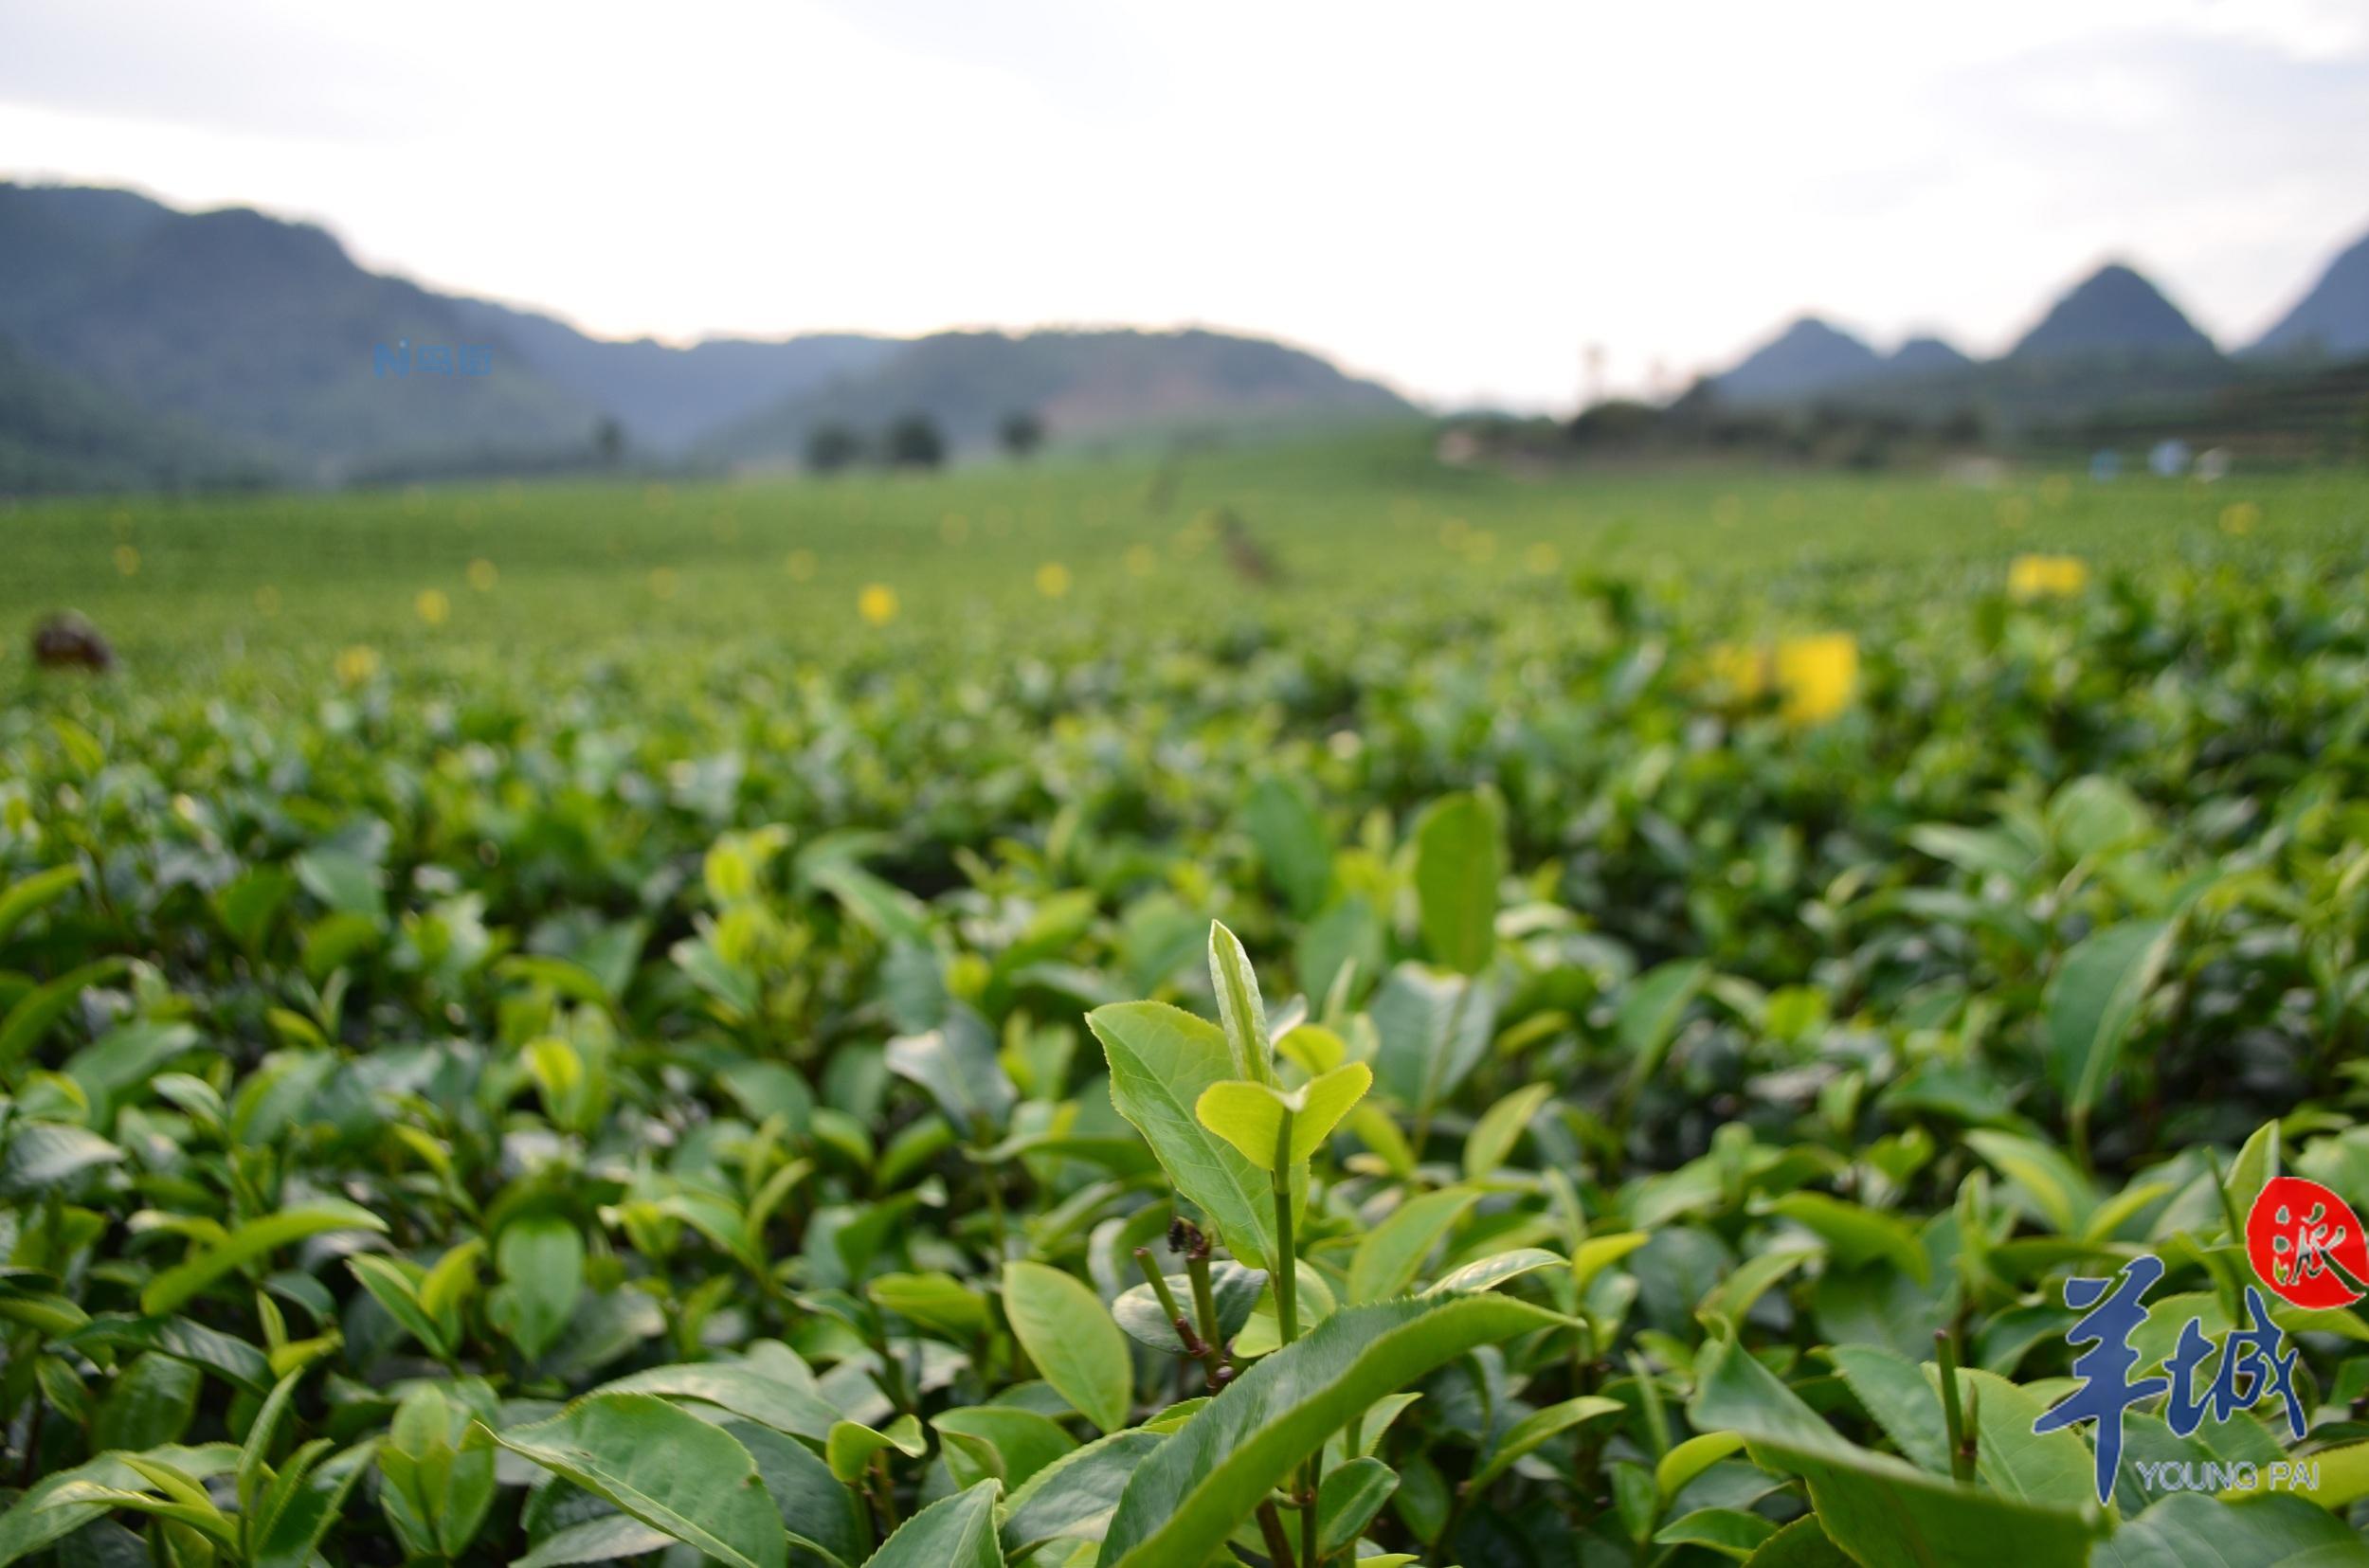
[1138,1244,1230,1392]
[867,1451,899,1537]
[1934,1327,1976,1484]
[1134,1247,1201,1350]
[1184,1248,1221,1340]
[1256,1499,1299,1568]
[1270,1106,1319,1565]
[2203,1146,2246,1246]
[1181,1248,1228,1374]
[1272,1108,1300,1346]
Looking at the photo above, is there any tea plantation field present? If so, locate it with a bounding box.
[1,432,2367,1566]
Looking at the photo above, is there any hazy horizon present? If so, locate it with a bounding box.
[5,0,2366,409]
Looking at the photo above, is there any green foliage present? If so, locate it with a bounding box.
[1098,1296,1563,1566]
[1412,791,1502,975]
[1194,1062,1371,1171]
[2046,918,2178,1150]
[0,456,2364,1564]
[490,1395,788,1568]
[1001,1261,1132,1433]
[1088,1001,1282,1270]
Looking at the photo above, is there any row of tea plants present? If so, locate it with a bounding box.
[0,546,2366,1564]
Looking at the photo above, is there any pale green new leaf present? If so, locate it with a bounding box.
[1463,1082,1552,1181]
[35,1481,236,1544]
[1963,1131,2096,1236]
[1194,1061,1370,1171]
[1422,1247,1562,1296]
[141,1201,388,1316]
[1700,1248,1816,1329]
[1573,1231,1652,1289]
[871,1271,991,1337]
[2252,1439,2369,1510]
[1206,921,1274,1085]
[347,1255,451,1361]
[825,1415,928,1484]
[1657,1432,1748,1502]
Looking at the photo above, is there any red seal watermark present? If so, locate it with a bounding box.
[2245,1176,2369,1309]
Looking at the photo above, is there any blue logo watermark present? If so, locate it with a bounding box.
[2031,1253,2306,1505]
[373,339,493,378]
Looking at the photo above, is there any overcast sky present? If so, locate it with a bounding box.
[3,0,2365,408]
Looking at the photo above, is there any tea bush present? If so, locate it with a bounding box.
[0,456,2365,1566]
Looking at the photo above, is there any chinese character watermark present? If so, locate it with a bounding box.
[2248,1176,2368,1310]
[2032,1253,2306,1505]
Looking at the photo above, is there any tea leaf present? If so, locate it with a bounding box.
[490,1394,788,1568]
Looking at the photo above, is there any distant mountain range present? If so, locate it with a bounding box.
[1713,226,2369,411]
[0,187,603,486]
[1714,318,1971,403]
[2008,261,2217,360]
[443,297,902,457]
[0,183,1417,494]
[0,330,252,496]
[2252,229,2369,359]
[705,327,1412,464]
[4,177,2364,495]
